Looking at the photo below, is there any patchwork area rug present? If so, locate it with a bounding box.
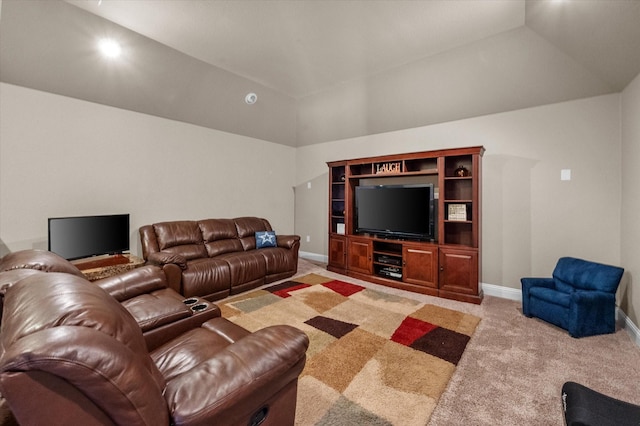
[220,274,481,425]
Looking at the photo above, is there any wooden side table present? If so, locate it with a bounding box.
[73,254,145,281]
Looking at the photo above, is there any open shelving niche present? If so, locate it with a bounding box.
[327,146,484,304]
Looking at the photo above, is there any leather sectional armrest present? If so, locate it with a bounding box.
[148,251,187,269]
[94,265,168,302]
[276,235,301,250]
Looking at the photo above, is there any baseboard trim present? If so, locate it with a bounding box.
[617,309,640,347]
[299,251,328,264]
[482,282,522,301]
[298,253,640,347]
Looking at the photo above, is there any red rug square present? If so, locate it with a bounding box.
[322,280,366,297]
[390,316,438,346]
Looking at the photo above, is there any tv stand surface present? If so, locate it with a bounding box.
[72,254,144,281]
[73,253,129,270]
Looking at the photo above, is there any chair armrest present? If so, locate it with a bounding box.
[521,277,555,290]
[520,277,555,316]
[147,251,187,269]
[163,325,309,425]
[276,235,300,250]
[161,263,184,294]
[572,289,614,303]
[569,290,616,337]
[94,265,168,302]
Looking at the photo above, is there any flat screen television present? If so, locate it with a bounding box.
[355,184,436,241]
[48,214,130,260]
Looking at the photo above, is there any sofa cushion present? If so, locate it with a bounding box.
[199,219,238,241]
[552,257,624,293]
[217,252,266,289]
[200,219,244,257]
[235,217,271,238]
[181,258,232,298]
[529,286,571,308]
[235,217,272,251]
[256,231,277,249]
[257,247,297,275]
[151,320,308,426]
[553,277,575,294]
[151,318,251,381]
[153,221,207,260]
[204,239,244,257]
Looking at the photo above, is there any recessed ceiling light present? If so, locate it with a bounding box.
[98,38,122,59]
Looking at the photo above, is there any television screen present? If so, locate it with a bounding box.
[48,214,130,260]
[355,184,435,240]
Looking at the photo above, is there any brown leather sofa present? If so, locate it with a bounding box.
[0,249,220,351]
[0,254,309,425]
[140,217,300,300]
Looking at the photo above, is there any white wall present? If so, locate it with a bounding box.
[621,73,640,326]
[0,83,296,257]
[1,81,634,330]
[296,94,622,294]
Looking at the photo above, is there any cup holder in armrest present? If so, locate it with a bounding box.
[191,303,208,313]
[183,298,199,306]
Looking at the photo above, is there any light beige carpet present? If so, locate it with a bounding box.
[219,273,480,425]
[289,260,640,425]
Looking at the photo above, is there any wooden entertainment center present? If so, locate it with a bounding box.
[327,146,484,304]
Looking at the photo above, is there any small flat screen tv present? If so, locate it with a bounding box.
[355,184,436,241]
[48,214,130,260]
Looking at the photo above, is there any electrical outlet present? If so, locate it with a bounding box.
[306,235,310,242]
[307,182,311,189]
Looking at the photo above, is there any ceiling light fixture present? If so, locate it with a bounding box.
[98,38,122,59]
[245,93,257,105]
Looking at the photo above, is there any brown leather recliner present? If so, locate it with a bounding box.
[0,269,309,425]
[0,249,220,351]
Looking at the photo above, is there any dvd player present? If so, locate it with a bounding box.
[377,255,401,266]
[378,266,402,279]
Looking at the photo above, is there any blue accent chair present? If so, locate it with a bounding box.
[521,257,624,338]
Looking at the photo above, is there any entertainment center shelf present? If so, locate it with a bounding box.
[327,146,484,304]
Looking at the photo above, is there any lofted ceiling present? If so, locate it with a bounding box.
[2,0,640,146]
[66,0,526,99]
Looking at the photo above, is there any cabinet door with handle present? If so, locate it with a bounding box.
[328,235,347,270]
[439,248,478,296]
[348,237,373,274]
[403,244,438,289]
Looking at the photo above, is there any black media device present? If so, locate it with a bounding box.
[355,184,436,241]
[48,214,130,260]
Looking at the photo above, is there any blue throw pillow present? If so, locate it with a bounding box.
[256,231,277,249]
